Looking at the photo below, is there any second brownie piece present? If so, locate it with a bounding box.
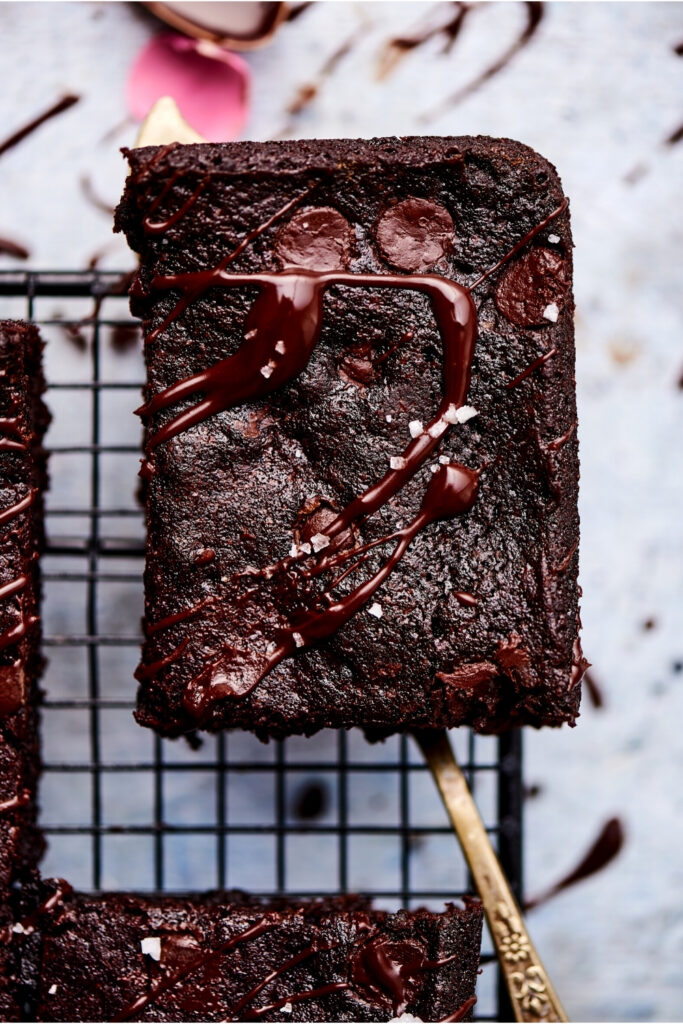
[117,136,582,739]
[14,880,482,1021]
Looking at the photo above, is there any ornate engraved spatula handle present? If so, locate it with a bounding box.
[414,729,568,1023]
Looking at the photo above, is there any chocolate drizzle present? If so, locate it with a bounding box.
[506,347,558,390]
[113,915,279,1021]
[136,186,570,711]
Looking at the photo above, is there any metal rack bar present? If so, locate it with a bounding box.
[2,269,524,1021]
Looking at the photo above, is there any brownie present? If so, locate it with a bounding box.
[8,879,482,1022]
[0,321,49,1018]
[116,135,583,740]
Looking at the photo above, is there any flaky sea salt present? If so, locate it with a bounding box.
[386,414,393,422]
[548,233,560,244]
[368,603,383,618]
[260,360,276,378]
[245,328,257,340]
[311,533,329,552]
[428,418,448,438]
[439,454,450,464]
[543,302,559,323]
[274,340,286,354]
[390,455,407,470]
[289,544,299,558]
[430,464,439,473]
[292,632,305,648]
[408,419,423,438]
[280,1003,293,1014]
[48,985,58,996]
[141,936,161,961]
[455,404,478,423]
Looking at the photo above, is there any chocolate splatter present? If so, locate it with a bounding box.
[277,25,366,134]
[0,235,29,260]
[80,174,116,216]
[293,780,329,820]
[582,668,604,709]
[110,324,142,353]
[0,94,79,158]
[285,1,314,22]
[423,1,544,122]
[664,122,683,146]
[674,41,683,56]
[377,2,471,80]
[642,617,657,631]
[525,818,625,910]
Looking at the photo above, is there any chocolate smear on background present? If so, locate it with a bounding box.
[0,235,29,260]
[525,817,625,910]
[423,1,544,121]
[0,94,79,157]
[582,668,604,709]
[377,2,471,80]
[277,24,366,134]
[664,122,683,146]
[80,174,116,216]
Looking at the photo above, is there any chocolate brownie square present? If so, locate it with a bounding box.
[0,321,49,1018]
[116,135,583,739]
[13,880,482,1021]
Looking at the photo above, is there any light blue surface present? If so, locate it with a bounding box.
[0,3,681,1020]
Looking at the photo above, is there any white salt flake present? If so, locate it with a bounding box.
[141,936,161,961]
[438,455,450,464]
[455,404,478,424]
[48,984,58,996]
[260,360,276,378]
[311,532,330,552]
[295,448,303,459]
[274,340,286,354]
[443,404,459,424]
[385,414,393,423]
[548,233,560,244]
[430,464,439,473]
[280,1003,293,1014]
[388,1015,424,1022]
[300,542,312,555]
[390,455,407,470]
[245,328,258,340]
[542,302,559,323]
[289,543,299,558]
[428,418,448,438]
[408,419,423,438]
[368,603,383,619]
[292,631,305,648]
[12,922,28,934]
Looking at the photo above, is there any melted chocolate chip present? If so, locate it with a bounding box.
[276,206,353,270]
[495,247,568,327]
[375,197,454,271]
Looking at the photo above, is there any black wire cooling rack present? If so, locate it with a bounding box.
[1,269,523,1021]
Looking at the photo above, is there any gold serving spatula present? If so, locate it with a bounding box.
[414,729,568,1023]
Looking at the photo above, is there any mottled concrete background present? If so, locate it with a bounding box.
[0,2,681,1021]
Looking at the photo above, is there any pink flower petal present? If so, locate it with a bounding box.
[127,33,250,141]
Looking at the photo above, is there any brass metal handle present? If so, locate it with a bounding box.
[414,729,568,1023]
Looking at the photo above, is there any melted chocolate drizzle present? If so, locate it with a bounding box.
[136,185,569,709]
[506,346,558,390]
[113,915,279,1022]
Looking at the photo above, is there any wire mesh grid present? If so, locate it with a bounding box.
[1,269,523,1021]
